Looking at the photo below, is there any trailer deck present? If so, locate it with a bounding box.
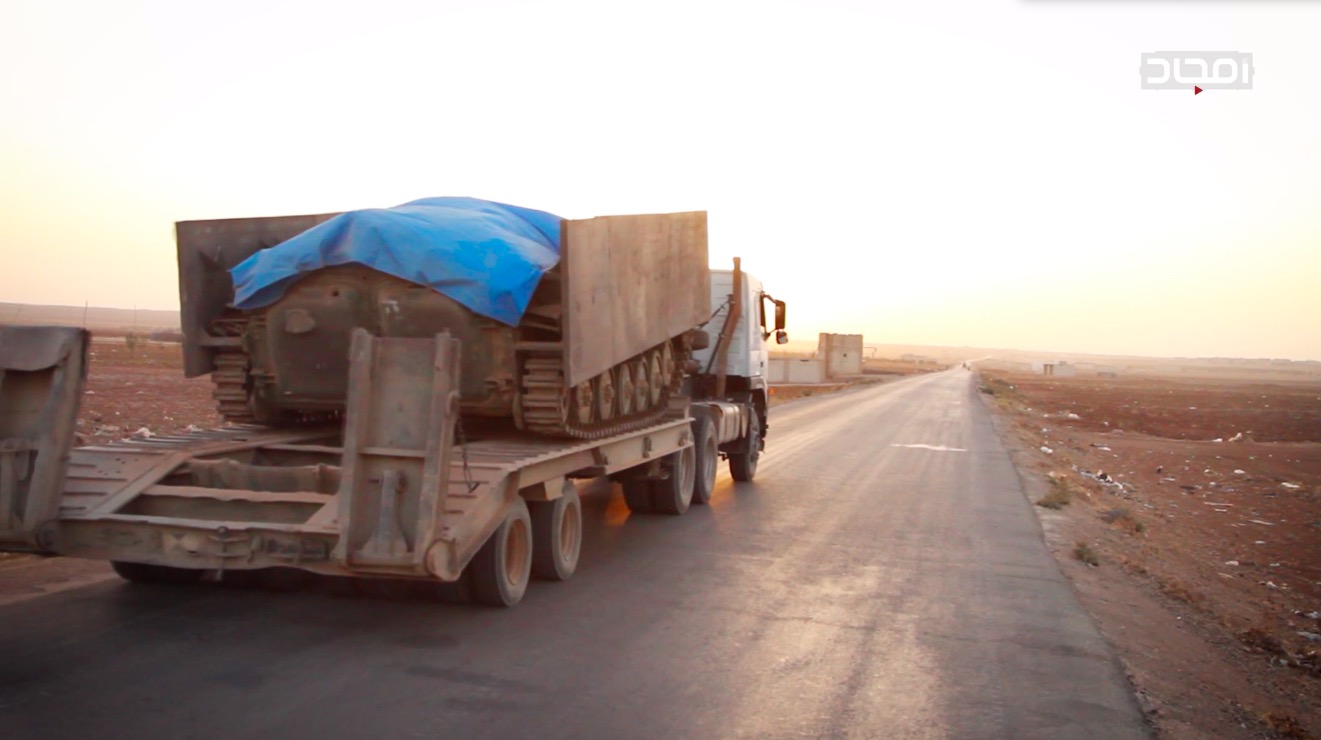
[6,329,692,589]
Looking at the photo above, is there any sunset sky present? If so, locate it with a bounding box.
[2,1,1319,360]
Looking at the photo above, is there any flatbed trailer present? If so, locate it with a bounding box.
[1,326,712,607]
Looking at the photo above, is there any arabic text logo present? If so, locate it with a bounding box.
[1140,51,1253,92]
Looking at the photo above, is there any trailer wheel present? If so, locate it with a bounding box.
[470,498,533,607]
[111,561,204,585]
[652,444,696,516]
[729,411,761,482]
[530,481,582,581]
[691,416,718,505]
[621,477,654,514]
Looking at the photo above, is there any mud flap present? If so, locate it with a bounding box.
[0,326,89,551]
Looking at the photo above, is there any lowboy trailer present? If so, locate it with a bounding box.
[0,259,784,607]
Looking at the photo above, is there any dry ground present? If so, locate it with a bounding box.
[980,369,1320,739]
[77,338,221,441]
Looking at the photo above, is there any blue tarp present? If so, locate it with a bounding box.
[230,197,563,326]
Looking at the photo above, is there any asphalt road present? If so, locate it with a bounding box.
[0,369,1148,739]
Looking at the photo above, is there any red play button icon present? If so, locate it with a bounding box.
[1194,86,1203,95]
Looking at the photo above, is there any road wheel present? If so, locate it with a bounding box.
[659,341,675,388]
[621,477,654,514]
[572,381,594,424]
[470,498,533,607]
[530,482,582,581]
[630,359,649,412]
[690,416,718,505]
[730,411,761,482]
[652,444,695,516]
[645,352,663,406]
[595,372,615,422]
[111,561,205,584]
[616,365,634,417]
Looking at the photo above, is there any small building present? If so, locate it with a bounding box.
[768,358,826,384]
[1035,361,1077,377]
[817,333,863,378]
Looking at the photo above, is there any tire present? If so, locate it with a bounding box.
[621,477,654,514]
[652,444,695,516]
[530,482,582,581]
[469,498,533,607]
[111,561,204,585]
[690,416,718,506]
[729,411,761,482]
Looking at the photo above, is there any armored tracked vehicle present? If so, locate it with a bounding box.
[176,198,711,439]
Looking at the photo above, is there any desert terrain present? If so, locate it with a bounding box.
[978,366,1320,738]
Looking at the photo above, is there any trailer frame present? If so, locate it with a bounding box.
[5,329,694,598]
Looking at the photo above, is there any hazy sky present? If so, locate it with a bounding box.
[2,1,1319,360]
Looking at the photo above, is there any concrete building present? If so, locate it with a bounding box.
[767,358,826,384]
[1032,361,1077,377]
[817,333,863,378]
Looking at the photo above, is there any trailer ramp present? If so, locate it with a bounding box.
[0,326,88,550]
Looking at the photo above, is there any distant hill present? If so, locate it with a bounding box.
[0,303,181,331]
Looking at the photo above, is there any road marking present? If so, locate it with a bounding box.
[890,444,967,452]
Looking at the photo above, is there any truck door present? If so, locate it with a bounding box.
[0,327,88,550]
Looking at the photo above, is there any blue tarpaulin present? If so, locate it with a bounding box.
[230,197,563,326]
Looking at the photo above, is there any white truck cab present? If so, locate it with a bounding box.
[691,268,787,390]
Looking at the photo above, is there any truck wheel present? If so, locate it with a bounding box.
[470,498,533,607]
[691,416,718,505]
[729,411,761,482]
[652,444,695,516]
[530,481,582,581]
[111,561,204,584]
[621,477,654,514]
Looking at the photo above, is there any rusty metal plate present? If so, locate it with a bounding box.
[562,212,710,387]
[176,213,341,377]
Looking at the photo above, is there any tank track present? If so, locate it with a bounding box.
[208,313,341,427]
[211,349,258,424]
[207,315,686,437]
[518,345,687,440]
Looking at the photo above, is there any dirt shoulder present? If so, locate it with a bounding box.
[978,369,1320,739]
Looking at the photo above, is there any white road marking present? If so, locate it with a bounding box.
[890,444,967,452]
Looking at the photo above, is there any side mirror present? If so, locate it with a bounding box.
[775,330,789,345]
[773,300,787,332]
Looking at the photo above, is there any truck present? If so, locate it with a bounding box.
[0,202,787,607]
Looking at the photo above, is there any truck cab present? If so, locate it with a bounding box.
[691,267,788,399]
[684,262,787,488]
